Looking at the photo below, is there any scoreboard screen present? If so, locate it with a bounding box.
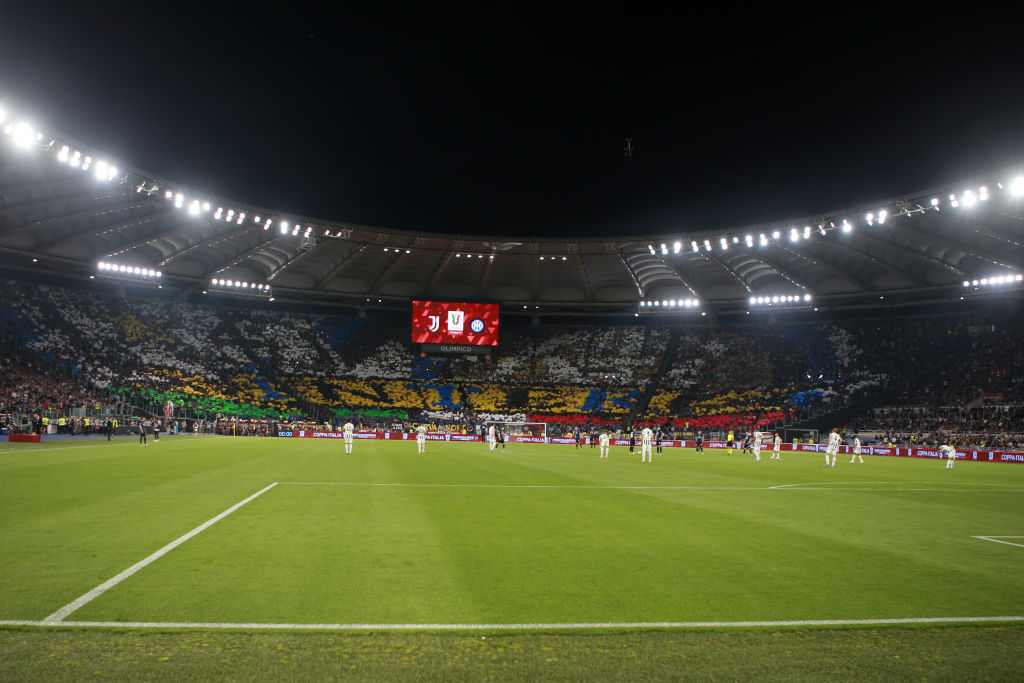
[411,300,500,346]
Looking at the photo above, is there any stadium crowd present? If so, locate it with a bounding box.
[2,278,1022,451]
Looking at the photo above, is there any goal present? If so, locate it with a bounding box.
[484,421,548,439]
[784,428,819,445]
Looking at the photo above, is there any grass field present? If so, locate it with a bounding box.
[2,435,1023,678]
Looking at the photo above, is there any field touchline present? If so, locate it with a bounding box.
[42,482,280,623]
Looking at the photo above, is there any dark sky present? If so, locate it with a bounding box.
[2,5,1023,238]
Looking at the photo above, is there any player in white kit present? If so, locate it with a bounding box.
[640,427,654,462]
[416,424,427,453]
[599,431,610,458]
[752,430,763,461]
[343,421,354,454]
[825,427,841,467]
[940,443,957,469]
[487,424,496,452]
[770,433,781,459]
[849,436,863,463]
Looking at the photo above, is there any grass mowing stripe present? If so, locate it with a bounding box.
[4,616,1024,630]
[276,481,1024,492]
[43,482,279,623]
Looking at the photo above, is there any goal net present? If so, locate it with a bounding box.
[783,428,819,444]
[484,421,548,439]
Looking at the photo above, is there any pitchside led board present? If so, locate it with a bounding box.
[411,300,500,352]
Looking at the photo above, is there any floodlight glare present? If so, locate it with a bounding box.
[878,209,888,224]
[962,190,976,207]
[12,122,35,148]
[673,241,681,253]
[1011,176,1024,196]
[58,145,69,161]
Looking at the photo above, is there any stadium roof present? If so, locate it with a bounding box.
[2,110,1024,317]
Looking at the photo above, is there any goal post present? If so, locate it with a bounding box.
[484,421,548,439]
[784,428,819,444]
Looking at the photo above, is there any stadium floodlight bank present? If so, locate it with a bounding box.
[485,422,548,438]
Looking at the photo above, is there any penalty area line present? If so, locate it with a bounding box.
[42,482,279,624]
[3,616,1024,631]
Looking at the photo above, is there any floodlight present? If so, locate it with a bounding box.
[962,190,976,207]
[673,241,681,253]
[640,301,646,307]
[692,241,698,252]
[963,280,970,287]
[1011,177,1024,196]
[237,213,245,224]
[979,186,989,200]
[732,236,739,244]
[188,200,200,215]
[790,229,799,242]
[58,145,69,161]
[12,122,34,148]
[660,243,668,254]
[878,209,887,224]
[804,294,811,301]
[749,296,756,305]
[772,231,780,239]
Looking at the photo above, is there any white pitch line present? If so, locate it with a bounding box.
[973,536,1024,549]
[3,616,1024,631]
[43,482,279,623]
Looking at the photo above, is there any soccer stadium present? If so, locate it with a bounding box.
[3,12,1024,681]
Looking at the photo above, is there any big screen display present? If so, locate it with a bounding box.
[411,300,500,346]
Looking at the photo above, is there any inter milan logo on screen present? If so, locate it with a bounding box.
[470,318,485,333]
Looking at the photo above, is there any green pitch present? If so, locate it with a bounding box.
[2,436,1024,677]
[2,436,1023,626]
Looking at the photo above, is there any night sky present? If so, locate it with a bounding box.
[2,5,1023,238]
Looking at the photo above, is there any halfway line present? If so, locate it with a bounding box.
[43,482,279,623]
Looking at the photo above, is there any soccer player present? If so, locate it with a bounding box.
[640,426,654,463]
[498,426,506,451]
[941,443,957,469]
[343,421,354,454]
[599,431,610,458]
[742,431,752,456]
[695,430,704,454]
[138,420,147,446]
[727,429,735,455]
[628,430,635,454]
[752,430,762,461]
[655,426,664,455]
[575,428,584,450]
[416,424,427,453]
[771,432,782,460]
[850,436,863,464]
[152,420,160,443]
[487,423,497,452]
[825,427,841,467]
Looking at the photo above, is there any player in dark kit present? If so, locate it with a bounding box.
[742,431,752,456]
[655,427,664,455]
[695,430,704,453]
[628,430,636,454]
[575,429,583,450]
[138,420,147,446]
